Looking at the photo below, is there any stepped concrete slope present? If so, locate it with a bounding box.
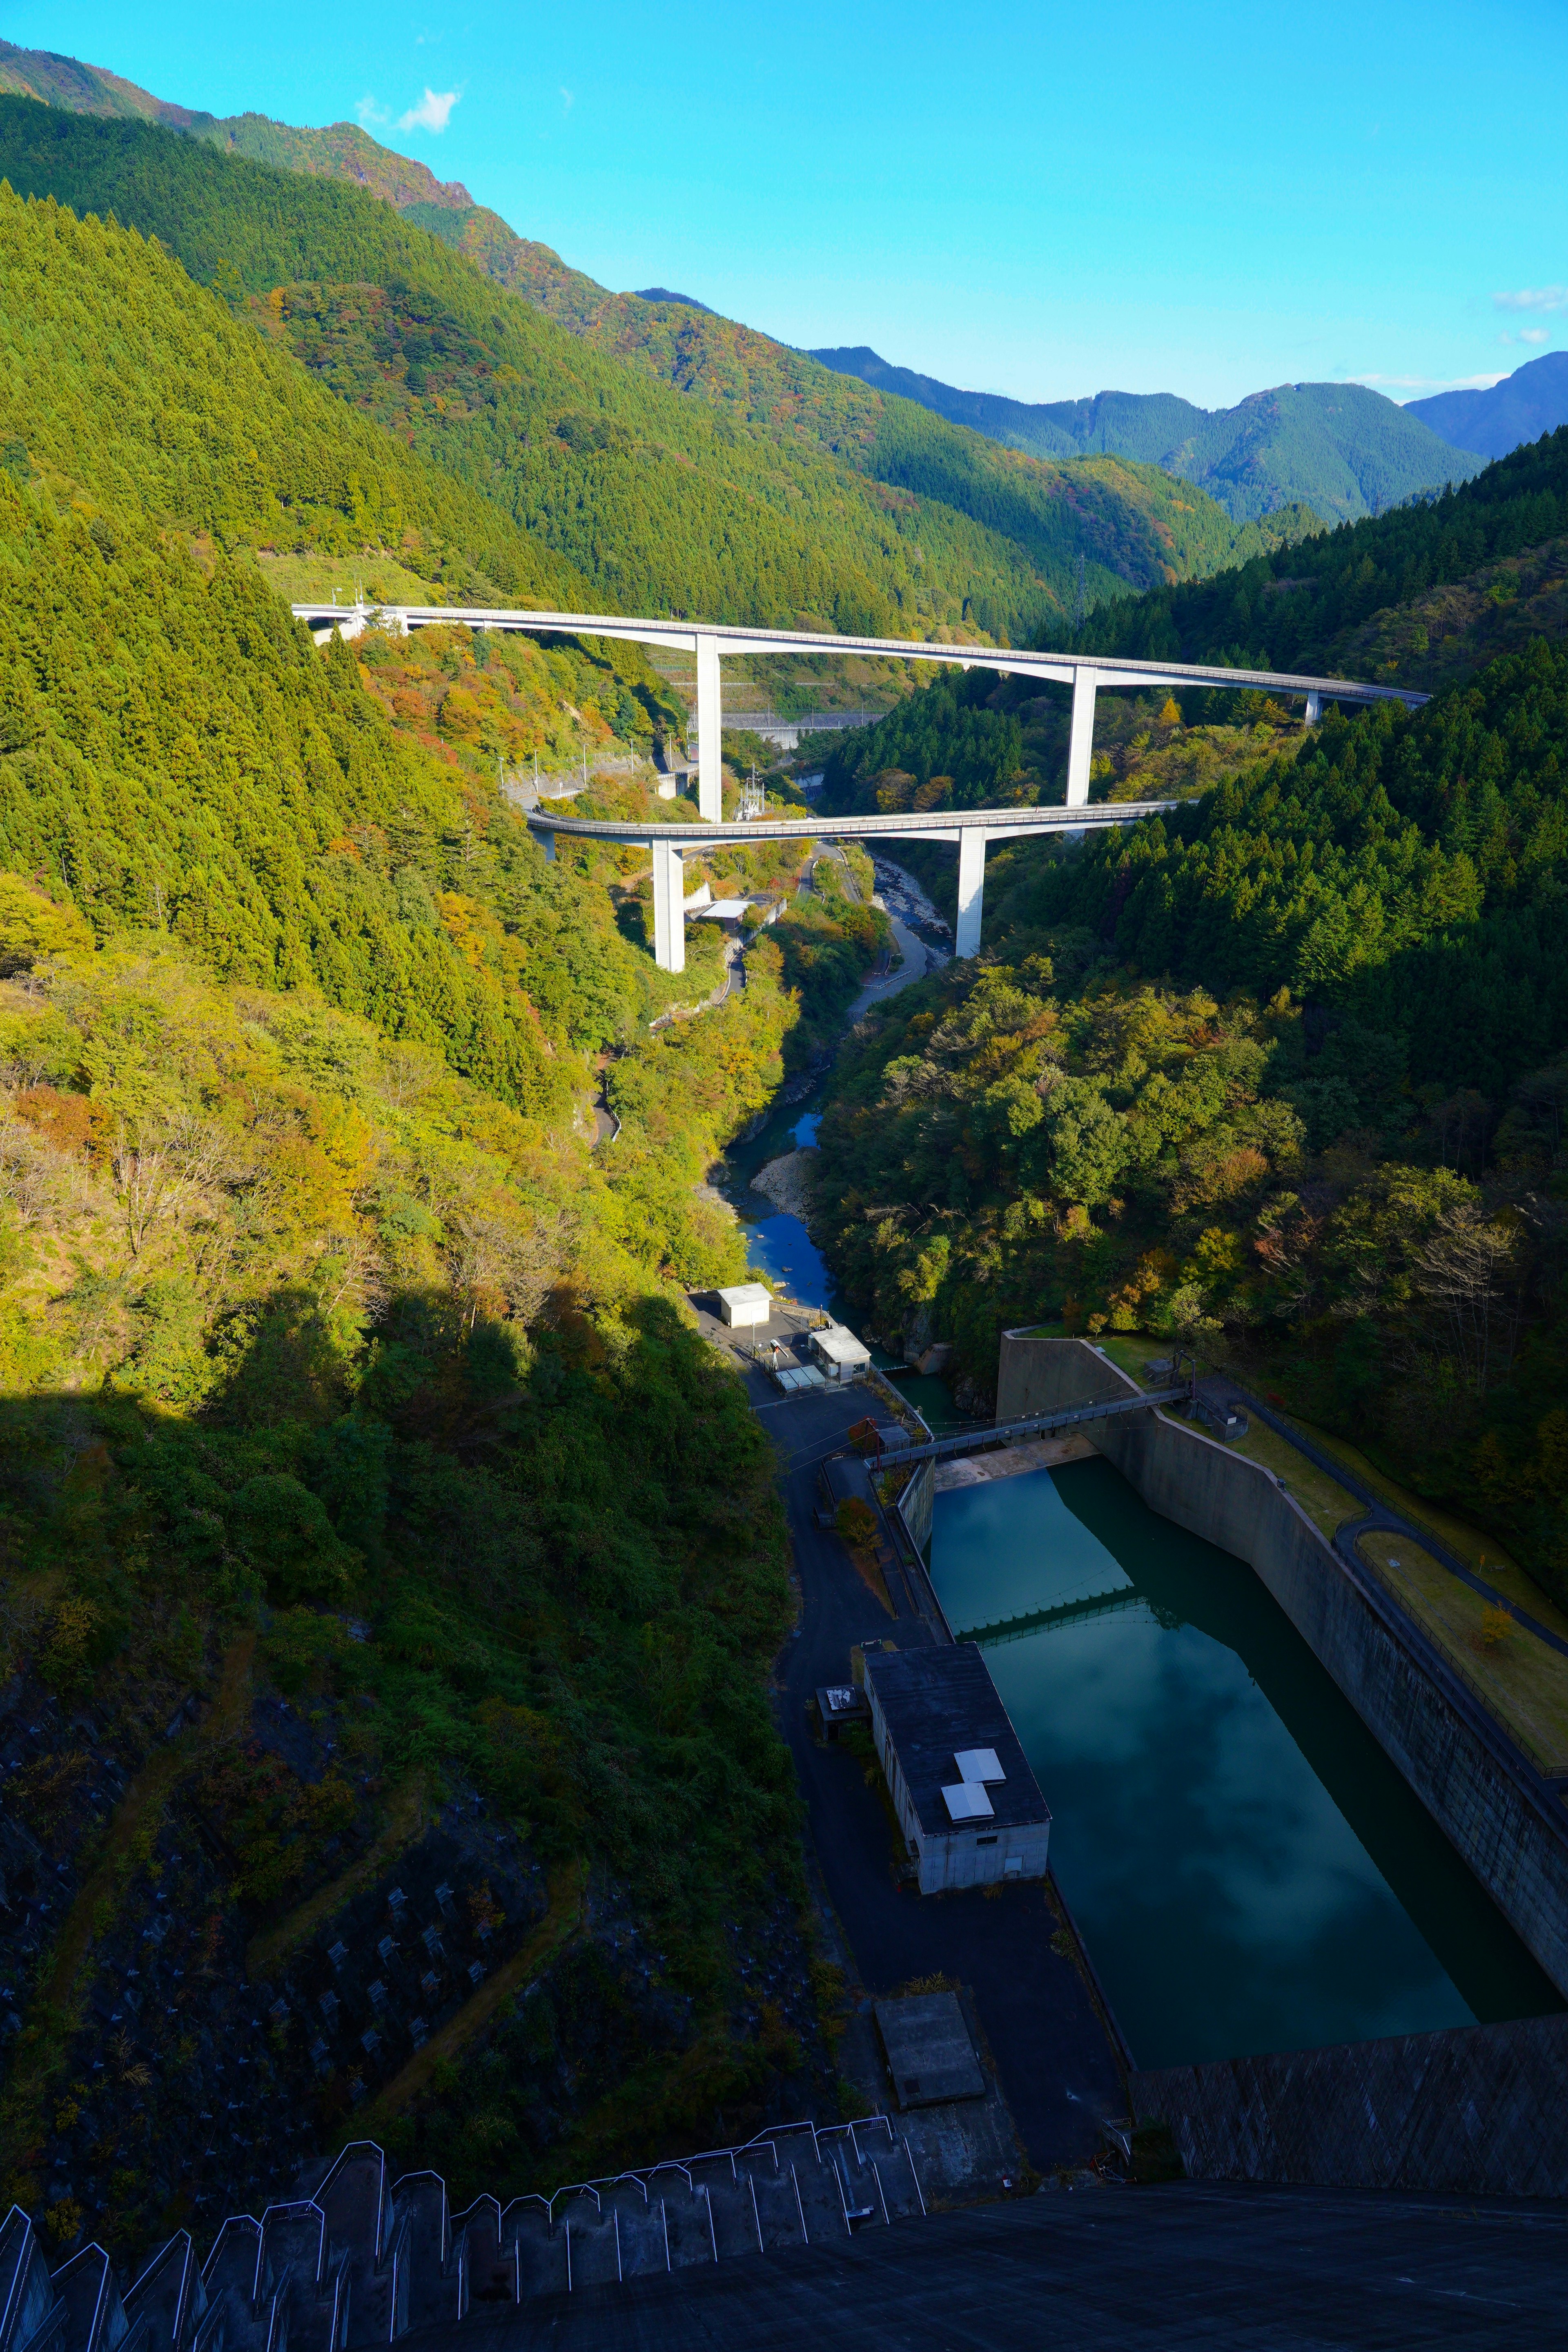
[0,2121,930,2352]
[6,2164,1566,2350]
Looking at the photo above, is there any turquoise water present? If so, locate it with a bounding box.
[931,1457,1563,2068]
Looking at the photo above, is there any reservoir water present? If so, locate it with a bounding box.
[931,1458,1563,2068]
[720,869,1560,2064]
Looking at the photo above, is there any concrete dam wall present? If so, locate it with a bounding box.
[1131,2010,1568,2198]
[995,1336,1568,2007]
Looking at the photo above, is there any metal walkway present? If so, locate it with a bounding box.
[873,1385,1189,1469]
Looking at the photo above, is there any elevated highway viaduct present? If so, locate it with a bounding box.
[293,601,1428,972]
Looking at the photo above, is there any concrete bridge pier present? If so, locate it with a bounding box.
[695,633,723,823]
[651,837,686,973]
[956,828,989,958]
[1303,690,1322,725]
[1065,666,1098,808]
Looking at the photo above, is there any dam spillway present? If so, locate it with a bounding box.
[929,1456,1562,2070]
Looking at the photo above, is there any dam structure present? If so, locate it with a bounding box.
[292,602,1428,972]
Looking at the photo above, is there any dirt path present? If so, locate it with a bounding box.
[247,1772,428,1980]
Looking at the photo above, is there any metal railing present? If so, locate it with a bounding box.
[870,1383,1190,1470]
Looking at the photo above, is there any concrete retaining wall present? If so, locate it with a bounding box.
[1132,2011,1568,2197]
[996,1336,1568,2001]
[899,1459,935,1563]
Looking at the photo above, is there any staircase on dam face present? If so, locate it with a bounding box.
[0,2120,927,2352]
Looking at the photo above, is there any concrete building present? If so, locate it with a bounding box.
[862,1645,1051,1895]
[809,1322,872,1383]
[715,1283,772,1328]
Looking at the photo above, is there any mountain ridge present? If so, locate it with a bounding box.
[1407,351,1568,461]
[807,346,1484,525]
[0,92,1306,647]
[0,36,1312,614]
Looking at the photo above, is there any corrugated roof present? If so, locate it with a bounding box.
[814,1323,871,1364]
[864,1645,1050,1840]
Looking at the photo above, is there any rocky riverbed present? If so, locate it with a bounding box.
[751,1147,820,1224]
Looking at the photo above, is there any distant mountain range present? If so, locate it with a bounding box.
[1406,351,1568,461]
[2,32,1535,552]
[806,351,1485,526]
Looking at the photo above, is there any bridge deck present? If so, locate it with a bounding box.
[523,801,1176,847]
[290,601,1429,710]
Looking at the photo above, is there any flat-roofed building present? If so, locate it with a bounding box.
[862,1644,1051,1894]
[715,1282,772,1328]
[808,1321,872,1383]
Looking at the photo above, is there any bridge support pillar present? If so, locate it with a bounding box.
[651,839,686,973]
[537,829,555,863]
[695,633,723,823]
[955,828,988,958]
[1303,690,1321,726]
[1066,666,1098,808]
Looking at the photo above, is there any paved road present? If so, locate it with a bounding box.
[743,1365,1127,2169]
[1200,1373,1568,1663]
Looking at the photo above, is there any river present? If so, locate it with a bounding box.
[717,858,948,1319]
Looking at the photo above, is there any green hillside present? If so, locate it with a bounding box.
[0,175,904,2246]
[0,89,1303,643]
[812,432,1568,1613]
[0,181,588,608]
[809,348,1485,525]
[1056,426,1568,676]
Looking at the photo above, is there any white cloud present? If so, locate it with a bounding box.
[356,94,389,128]
[1520,327,1550,345]
[560,87,575,111]
[1494,285,1568,314]
[398,87,460,133]
[1347,370,1510,399]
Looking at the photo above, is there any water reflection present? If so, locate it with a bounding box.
[931,1457,1562,2067]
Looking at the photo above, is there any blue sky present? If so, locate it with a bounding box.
[6,0,1566,409]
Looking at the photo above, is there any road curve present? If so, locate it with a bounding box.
[292,601,1429,711]
[524,799,1179,848]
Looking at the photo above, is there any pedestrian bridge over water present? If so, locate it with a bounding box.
[294,600,1428,971]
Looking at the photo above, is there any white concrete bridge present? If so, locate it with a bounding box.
[293,601,1428,972]
[533,801,1175,971]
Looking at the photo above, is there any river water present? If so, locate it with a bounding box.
[723,866,1562,2065]
[718,859,948,1314]
[930,1458,1563,2067]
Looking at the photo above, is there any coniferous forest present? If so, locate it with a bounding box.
[814,432,1568,1612]
[1,44,1568,2279]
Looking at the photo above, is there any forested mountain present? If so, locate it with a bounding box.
[813,428,1568,1609]
[1049,426,1568,679]
[817,437,1568,821]
[0,72,1303,638]
[808,348,1483,525]
[1408,352,1568,463]
[0,175,899,2251]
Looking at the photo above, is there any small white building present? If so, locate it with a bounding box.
[808,1322,872,1383]
[862,1645,1051,1895]
[715,1282,772,1329]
